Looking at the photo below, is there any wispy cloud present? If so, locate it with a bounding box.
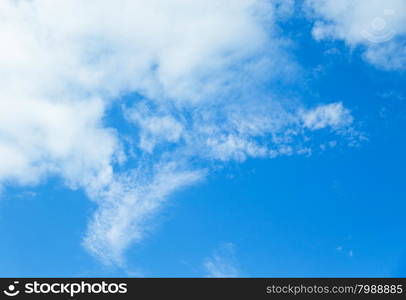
[83,162,204,265]
[204,243,240,278]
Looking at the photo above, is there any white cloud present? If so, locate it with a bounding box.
[0,0,358,265]
[304,0,406,70]
[124,103,184,153]
[126,99,354,165]
[364,42,406,70]
[301,102,353,130]
[83,162,204,265]
[204,243,240,278]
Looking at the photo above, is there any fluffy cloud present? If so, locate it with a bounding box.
[0,0,356,265]
[301,103,353,130]
[304,0,406,70]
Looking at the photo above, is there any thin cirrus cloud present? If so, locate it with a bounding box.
[304,0,406,70]
[1,0,356,265]
[204,243,240,278]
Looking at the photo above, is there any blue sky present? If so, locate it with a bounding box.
[0,0,406,277]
